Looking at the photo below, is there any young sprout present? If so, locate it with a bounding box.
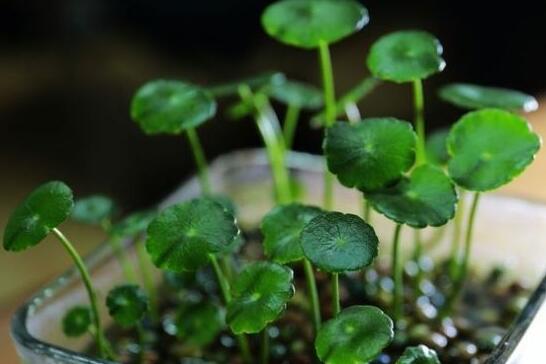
[106,284,149,328]
[314,305,393,364]
[301,212,379,315]
[265,80,323,149]
[396,345,441,364]
[439,83,539,112]
[261,204,323,331]
[367,165,457,323]
[131,80,217,194]
[174,302,224,348]
[72,195,117,228]
[444,108,541,312]
[227,262,294,364]
[106,284,149,362]
[145,197,251,362]
[72,195,139,283]
[311,77,382,127]
[262,0,369,209]
[367,30,446,164]
[62,305,92,338]
[111,210,158,320]
[237,86,292,204]
[2,181,111,358]
[207,71,286,98]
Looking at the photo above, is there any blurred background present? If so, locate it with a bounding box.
[1,0,545,361]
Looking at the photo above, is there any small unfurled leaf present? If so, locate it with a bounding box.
[227,262,294,334]
[3,181,73,252]
[315,305,394,364]
[261,0,368,49]
[72,195,116,225]
[367,30,445,83]
[301,212,378,273]
[62,306,92,337]
[261,204,323,264]
[396,345,441,364]
[110,209,157,238]
[439,83,538,113]
[175,302,224,347]
[426,128,450,167]
[106,284,149,328]
[447,108,541,191]
[208,72,286,98]
[325,118,417,192]
[367,164,457,228]
[146,198,239,272]
[131,80,216,135]
[266,80,323,110]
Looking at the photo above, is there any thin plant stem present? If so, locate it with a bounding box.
[220,255,235,282]
[303,259,321,331]
[136,322,146,364]
[282,104,301,150]
[136,237,158,322]
[261,327,269,364]
[442,192,481,317]
[362,198,371,223]
[186,127,212,195]
[209,254,251,363]
[391,224,404,325]
[239,86,292,204]
[318,40,337,210]
[110,236,138,283]
[412,79,426,165]
[449,189,467,279]
[52,228,111,359]
[331,273,340,316]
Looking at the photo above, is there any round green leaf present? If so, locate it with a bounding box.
[226,262,294,334]
[367,30,445,83]
[426,128,450,166]
[62,306,92,337]
[315,305,394,364]
[261,0,368,49]
[106,284,148,328]
[261,204,323,264]
[110,209,157,238]
[301,212,379,273]
[367,164,457,228]
[325,118,417,192]
[175,302,224,347]
[145,198,239,272]
[3,181,74,252]
[396,345,441,364]
[447,109,541,191]
[266,80,323,110]
[439,83,538,112]
[131,80,216,135]
[72,195,116,225]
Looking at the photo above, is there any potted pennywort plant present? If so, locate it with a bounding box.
[5,1,544,363]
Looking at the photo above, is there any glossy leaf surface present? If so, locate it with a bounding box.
[325,118,416,192]
[262,0,368,49]
[367,30,445,83]
[368,164,457,228]
[315,305,394,364]
[301,212,378,273]
[447,109,541,191]
[261,204,323,264]
[62,306,92,337]
[146,198,239,272]
[227,262,294,334]
[3,181,73,251]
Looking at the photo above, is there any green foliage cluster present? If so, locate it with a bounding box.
[2,0,540,363]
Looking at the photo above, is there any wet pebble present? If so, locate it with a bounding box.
[454,341,478,360]
[416,296,438,320]
[440,318,458,339]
